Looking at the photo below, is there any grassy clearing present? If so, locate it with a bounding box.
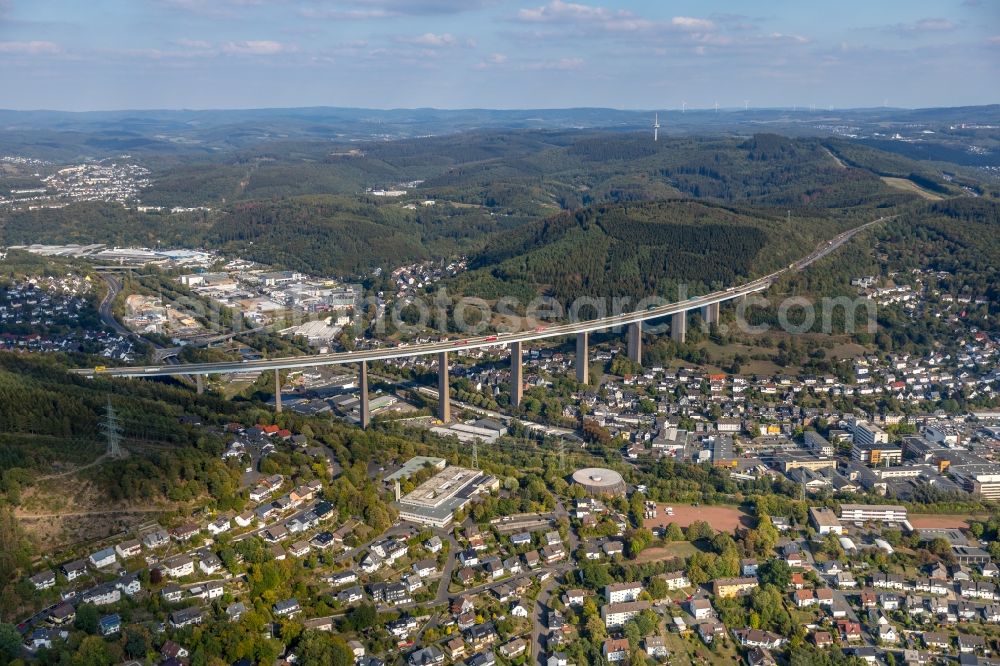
[880,176,943,200]
[635,541,700,563]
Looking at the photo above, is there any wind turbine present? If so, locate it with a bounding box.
[681,101,687,113]
[653,112,660,142]
[714,101,719,113]
[744,100,749,112]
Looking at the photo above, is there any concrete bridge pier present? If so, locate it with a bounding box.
[274,370,282,414]
[359,361,370,429]
[627,322,642,365]
[575,332,589,384]
[701,302,720,325]
[510,341,523,408]
[438,351,451,423]
[195,374,204,395]
[672,312,687,343]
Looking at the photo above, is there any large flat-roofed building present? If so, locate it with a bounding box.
[601,600,651,628]
[713,577,759,599]
[804,431,835,456]
[385,456,447,483]
[838,504,907,524]
[776,452,837,473]
[430,419,508,444]
[853,421,889,448]
[809,507,843,535]
[851,441,902,467]
[396,466,497,528]
[948,464,1000,500]
[902,436,947,462]
[951,546,992,565]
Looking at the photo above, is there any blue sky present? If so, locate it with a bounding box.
[0,0,997,110]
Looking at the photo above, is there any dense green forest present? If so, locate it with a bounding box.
[2,131,974,282]
[205,195,532,276]
[452,198,875,304]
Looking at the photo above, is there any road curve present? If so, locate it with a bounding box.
[97,274,134,338]
[75,217,887,379]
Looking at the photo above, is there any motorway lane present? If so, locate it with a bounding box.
[97,274,134,338]
[77,216,888,379]
[79,283,770,377]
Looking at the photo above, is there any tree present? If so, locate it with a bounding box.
[685,520,715,542]
[74,603,100,634]
[75,634,115,666]
[665,522,684,541]
[345,603,377,632]
[626,528,653,558]
[757,559,792,589]
[0,623,21,663]
[297,630,354,666]
[647,577,668,599]
[124,628,150,658]
[926,537,954,561]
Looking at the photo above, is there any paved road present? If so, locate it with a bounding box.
[532,576,557,666]
[97,274,133,338]
[73,216,888,379]
[433,532,461,605]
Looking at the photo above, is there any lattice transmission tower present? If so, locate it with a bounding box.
[101,399,125,459]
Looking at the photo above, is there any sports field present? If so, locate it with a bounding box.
[643,503,752,533]
[908,514,987,529]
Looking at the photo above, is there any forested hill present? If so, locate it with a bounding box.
[0,131,977,281]
[451,200,847,303]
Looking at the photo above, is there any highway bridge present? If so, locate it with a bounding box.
[74,217,887,427]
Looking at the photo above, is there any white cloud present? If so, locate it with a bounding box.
[517,0,608,22]
[521,56,584,70]
[299,7,395,20]
[768,32,809,44]
[299,0,493,19]
[886,18,956,34]
[175,38,212,49]
[516,0,653,31]
[405,32,457,47]
[514,2,726,38]
[0,40,60,54]
[671,16,715,31]
[222,40,287,55]
[474,52,508,69]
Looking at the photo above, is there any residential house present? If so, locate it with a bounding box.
[115,540,142,560]
[99,614,121,636]
[688,598,713,620]
[602,638,629,663]
[29,570,56,591]
[713,577,758,598]
[733,628,786,649]
[162,555,195,578]
[273,598,301,617]
[88,547,117,570]
[606,581,643,603]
